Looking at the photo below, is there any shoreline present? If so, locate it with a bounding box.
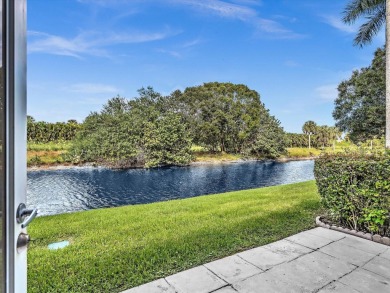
[27,156,316,171]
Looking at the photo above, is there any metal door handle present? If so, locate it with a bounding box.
[16,203,38,228]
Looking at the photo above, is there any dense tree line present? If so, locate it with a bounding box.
[333,47,385,143]
[70,82,287,168]
[286,121,341,148]
[27,116,81,142]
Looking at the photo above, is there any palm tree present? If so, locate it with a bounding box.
[302,121,317,149]
[329,126,341,151]
[316,126,330,149]
[343,0,390,148]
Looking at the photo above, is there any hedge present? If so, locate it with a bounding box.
[314,153,390,237]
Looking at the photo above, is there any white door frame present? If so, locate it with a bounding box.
[4,0,27,292]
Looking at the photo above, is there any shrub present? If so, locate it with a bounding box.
[314,153,390,236]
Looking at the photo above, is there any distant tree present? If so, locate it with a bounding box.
[177,82,286,157]
[245,107,286,158]
[285,133,309,148]
[342,0,390,147]
[316,125,330,148]
[302,121,317,149]
[333,47,385,143]
[143,113,193,168]
[179,82,263,153]
[329,126,342,150]
[72,89,192,168]
[27,115,35,123]
[27,118,81,142]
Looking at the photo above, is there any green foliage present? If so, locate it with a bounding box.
[333,47,385,143]
[285,133,309,148]
[72,90,193,168]
[27,118,81,143]
[314,153,390,236]
[302,120,317,136]
[144,113,193,167]
[28,181,321,293]
[177,82,286,157]
[244,107,286,158]
[287,124,341,149]
[71,83,287,168]
[27,141,72,152]
[343,0,385,47]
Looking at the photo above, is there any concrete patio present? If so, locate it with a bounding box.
[123,227,390,293]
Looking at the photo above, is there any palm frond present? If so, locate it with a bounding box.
[343,0,385,24]
[354,7,386,46]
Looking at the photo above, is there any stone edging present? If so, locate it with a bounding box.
[316,216,390,246]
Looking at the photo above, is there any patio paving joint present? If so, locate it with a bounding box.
[203,264,231,284]
[209,284,238,293]
[284,237,340,250]
[234,254,265,272]
[162,277,178,293]
[360,266,390,281]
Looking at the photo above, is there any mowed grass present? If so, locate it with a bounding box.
[28,181,321,293]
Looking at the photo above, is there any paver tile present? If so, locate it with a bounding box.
[305,227,346,241]
[319,241,376,266]
[339,236,387,254]
[233,271,300,293]
[285,231,335,249]
[362,256,390,280]
[379,248,390,260]
[204,255,262,283]
[267,251,355,292]
[213,286,238,293]
[238,245,302,271]
[317,281,360,293]
[165,265,227,293]
[122,278,176,293]
[262,239,313,255]
[339,268,390,293]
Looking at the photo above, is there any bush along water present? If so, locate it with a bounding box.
[314,152,390,237]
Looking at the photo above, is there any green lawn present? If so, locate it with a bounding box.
[28,181,321,293]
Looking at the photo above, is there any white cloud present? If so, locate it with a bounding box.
[171,0,302,39]
[28,29,178,58]
[156,48,182,58]
[322,15,357,33]
[284,60,300,67]
[173,0,256,20]
[315,84,338,101]
[65,83,120,94]
[182,38,203,48]
[77,0,302,40]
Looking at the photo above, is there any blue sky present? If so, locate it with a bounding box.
[27,0,384,133]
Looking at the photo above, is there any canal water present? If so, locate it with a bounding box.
[27,160,314,216]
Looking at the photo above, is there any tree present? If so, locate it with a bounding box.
[316,125,330,148]
[245,107,286,158]
[343,0,390,147]
[333,47,385,143]
[302,121,317,149]
[71,90,193,168]
[329,126,342,151]
[178,82,263,153]
[174,82,287,157]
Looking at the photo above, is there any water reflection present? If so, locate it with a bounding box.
[27,160,314,216]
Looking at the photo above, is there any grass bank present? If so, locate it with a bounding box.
[27,142,72,166]
[28,181,321,292]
